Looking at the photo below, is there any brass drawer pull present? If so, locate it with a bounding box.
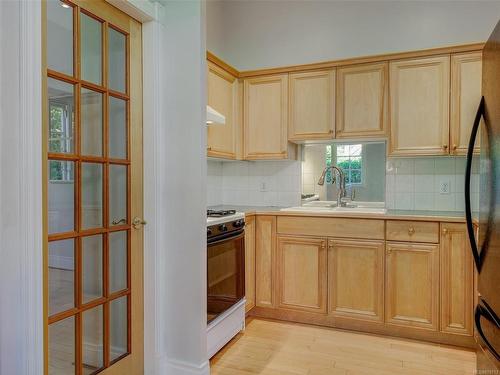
[408,227,415,235]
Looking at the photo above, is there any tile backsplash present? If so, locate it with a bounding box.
[385,157,480,212]
[208,153,479,212]
[207,160,301,207]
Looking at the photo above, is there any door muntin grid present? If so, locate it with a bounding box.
[46,1,131,373]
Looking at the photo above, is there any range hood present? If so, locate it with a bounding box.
[207,105,225,125]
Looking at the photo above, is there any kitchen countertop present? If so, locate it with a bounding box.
[208,205,477,223]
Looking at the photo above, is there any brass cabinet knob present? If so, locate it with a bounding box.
[442,228,448,235]
[408,227,415,235]
[443,145,448,150]
[132,217,147,229]
[452,144,457,151]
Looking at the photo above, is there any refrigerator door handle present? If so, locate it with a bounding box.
[465,97,484,271]
[475,301,500,361]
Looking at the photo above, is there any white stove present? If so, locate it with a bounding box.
[206,208,246,358]
[206,209,245,226]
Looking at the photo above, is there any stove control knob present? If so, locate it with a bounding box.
[207,228,212,236]
[233,220,244,228]
[219,224,228,232]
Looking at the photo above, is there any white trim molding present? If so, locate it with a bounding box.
[160,358,210,375]
[0,0,43,374]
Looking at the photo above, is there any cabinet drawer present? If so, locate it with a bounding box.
[386,220,439,243]
[277,216,384,240]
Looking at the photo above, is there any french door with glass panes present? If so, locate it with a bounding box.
[44,1,143,374]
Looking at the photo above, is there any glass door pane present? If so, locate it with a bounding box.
[47,0,73,76]
[81,163,103,229]
[80,12,102,85]
[81,88,103,157]
[48,78,75,154]
[49,316,75,375]
[108,28,126,93]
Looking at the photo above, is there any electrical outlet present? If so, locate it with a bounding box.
[260,181,267,192]
[439,180,450,194]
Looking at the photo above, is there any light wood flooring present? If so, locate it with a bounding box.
[210,318,477,375]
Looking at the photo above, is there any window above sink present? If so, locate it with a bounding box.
[302,141,386,203]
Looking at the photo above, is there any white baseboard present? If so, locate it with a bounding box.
[159,357,210,375]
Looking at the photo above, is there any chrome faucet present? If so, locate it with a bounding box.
[317,165,347,207]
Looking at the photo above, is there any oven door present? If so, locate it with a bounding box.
[207,230,245,324]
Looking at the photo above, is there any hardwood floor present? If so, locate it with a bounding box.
[210,318,476,375]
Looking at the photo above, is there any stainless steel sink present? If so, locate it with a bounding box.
[281,201,387,214]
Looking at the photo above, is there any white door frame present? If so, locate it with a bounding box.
[0,1,208,374]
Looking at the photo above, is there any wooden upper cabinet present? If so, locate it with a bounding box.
[336,62,388,138]
[207,61,237,159]
[277,235,327,313]
[245,215,256,313]
[243,74,290,159]
[385,242,439,330]
[288,70,335,141]
[450,52,482,155]
[440,223,474,336]
[389,56,450,156]
[328,239,384,322]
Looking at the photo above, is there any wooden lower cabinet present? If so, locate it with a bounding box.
[244,215,256,312]
[250,214,475,347]
[440,223,474,335]
[328,239,384,322]
[385,242,439,330]
[255,216,277,308]
[277,235,327,313]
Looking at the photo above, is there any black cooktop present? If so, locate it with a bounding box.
[207,209,236,218]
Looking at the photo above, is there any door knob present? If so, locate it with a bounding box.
[132,217,147,229]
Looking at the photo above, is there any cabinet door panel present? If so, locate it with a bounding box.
[386,242,439,330]
[277,236,327,313]
[245,215,256,312]
[389,56,450,156]
[289,70,335,141]
[207,62,236,159]
[255,216,276,308]
[336,62,387,138]
[440,223,474,335]
[450,52,482,155]
[328,239,384,322]
[244,75,288,159]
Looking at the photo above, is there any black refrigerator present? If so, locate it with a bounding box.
[465,20,500,371]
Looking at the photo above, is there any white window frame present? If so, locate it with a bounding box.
[334,143,365,186]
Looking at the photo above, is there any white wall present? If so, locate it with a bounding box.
[143,1,209,374]
[207,0,500,70]
[0,1,43,374]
